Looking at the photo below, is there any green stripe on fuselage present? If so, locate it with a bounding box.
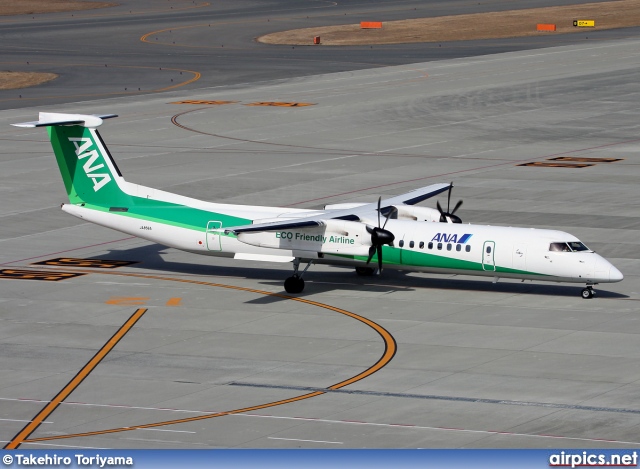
[335,246,548,277]
[86,197,251,232]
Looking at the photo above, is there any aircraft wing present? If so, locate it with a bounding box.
[224,182,451,234]
[376,182,451,207]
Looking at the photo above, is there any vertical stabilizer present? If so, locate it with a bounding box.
[13,113,131,207]
[48,125,131,206]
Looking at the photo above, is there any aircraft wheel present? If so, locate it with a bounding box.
[284,276,305,294]
[581,287,594,299]
[355,267,376,276]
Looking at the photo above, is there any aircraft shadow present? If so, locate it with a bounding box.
[100,244,628,302]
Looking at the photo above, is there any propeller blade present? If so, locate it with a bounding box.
[382,206,396,230]
[437,200,447,222]
[366,196,395,272]
[437,183,463,223]
[451,199,463,215]
[366,245,376,265]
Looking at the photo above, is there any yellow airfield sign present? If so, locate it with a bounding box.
[573,20,595,27]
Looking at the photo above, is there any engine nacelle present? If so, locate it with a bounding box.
[391,204,441,222]
[237,219,371,256]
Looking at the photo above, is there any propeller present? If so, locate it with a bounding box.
[365,197,395,273]
[437,182,463,224]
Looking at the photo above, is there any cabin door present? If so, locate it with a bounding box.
[482,240,496,271]
[206,221,223,251]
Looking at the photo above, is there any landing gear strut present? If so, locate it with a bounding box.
[284,258,313,294]
[581,285,596,299]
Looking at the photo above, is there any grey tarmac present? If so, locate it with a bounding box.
[0,0,639,450]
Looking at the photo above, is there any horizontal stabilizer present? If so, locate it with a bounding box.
[12,112,117,128]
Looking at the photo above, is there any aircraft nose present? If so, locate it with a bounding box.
[610,264,624,282]
[594,256,623,282]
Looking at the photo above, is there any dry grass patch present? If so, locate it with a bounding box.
[0,72,57,90]
[0,0,116,16]
[259,0,640,45]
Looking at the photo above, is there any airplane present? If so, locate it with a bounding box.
[12,112,623,299]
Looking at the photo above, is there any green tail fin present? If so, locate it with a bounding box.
[13,113,130,207]
[48,125,131,206]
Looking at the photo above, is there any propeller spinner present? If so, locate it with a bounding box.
[437,182,463,224]
[365,197,395,273]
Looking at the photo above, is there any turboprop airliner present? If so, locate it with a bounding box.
[13,112,623,299]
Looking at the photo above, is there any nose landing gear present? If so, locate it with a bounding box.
[284,276,304,294]
[581,285,596,299]
[284,258,313,294]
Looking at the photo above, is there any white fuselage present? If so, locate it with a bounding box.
[62,204,622,285]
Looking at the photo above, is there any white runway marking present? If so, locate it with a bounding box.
[5,396,639,446]
[268,437,343,445]
[0,418,52,424]
[1,441,107,449]
[137,428,196,434]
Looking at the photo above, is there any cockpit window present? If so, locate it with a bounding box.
[567,241,590,252]
[549,242,590,252]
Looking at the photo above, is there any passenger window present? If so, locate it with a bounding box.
[465,245,471,252]
[456,244,461,252]
[428,242,433,249]
[409,241,414,248]
[486,246,492,254]
[419,241,424,249]
[437,243,442,250]
[447,243,452,251]
[399,240,404,248]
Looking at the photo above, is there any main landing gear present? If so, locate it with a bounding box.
[355,266,376,276]
[581,285,596,299]
[284,258,314,294]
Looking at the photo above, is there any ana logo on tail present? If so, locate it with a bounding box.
[69,137,112,192]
